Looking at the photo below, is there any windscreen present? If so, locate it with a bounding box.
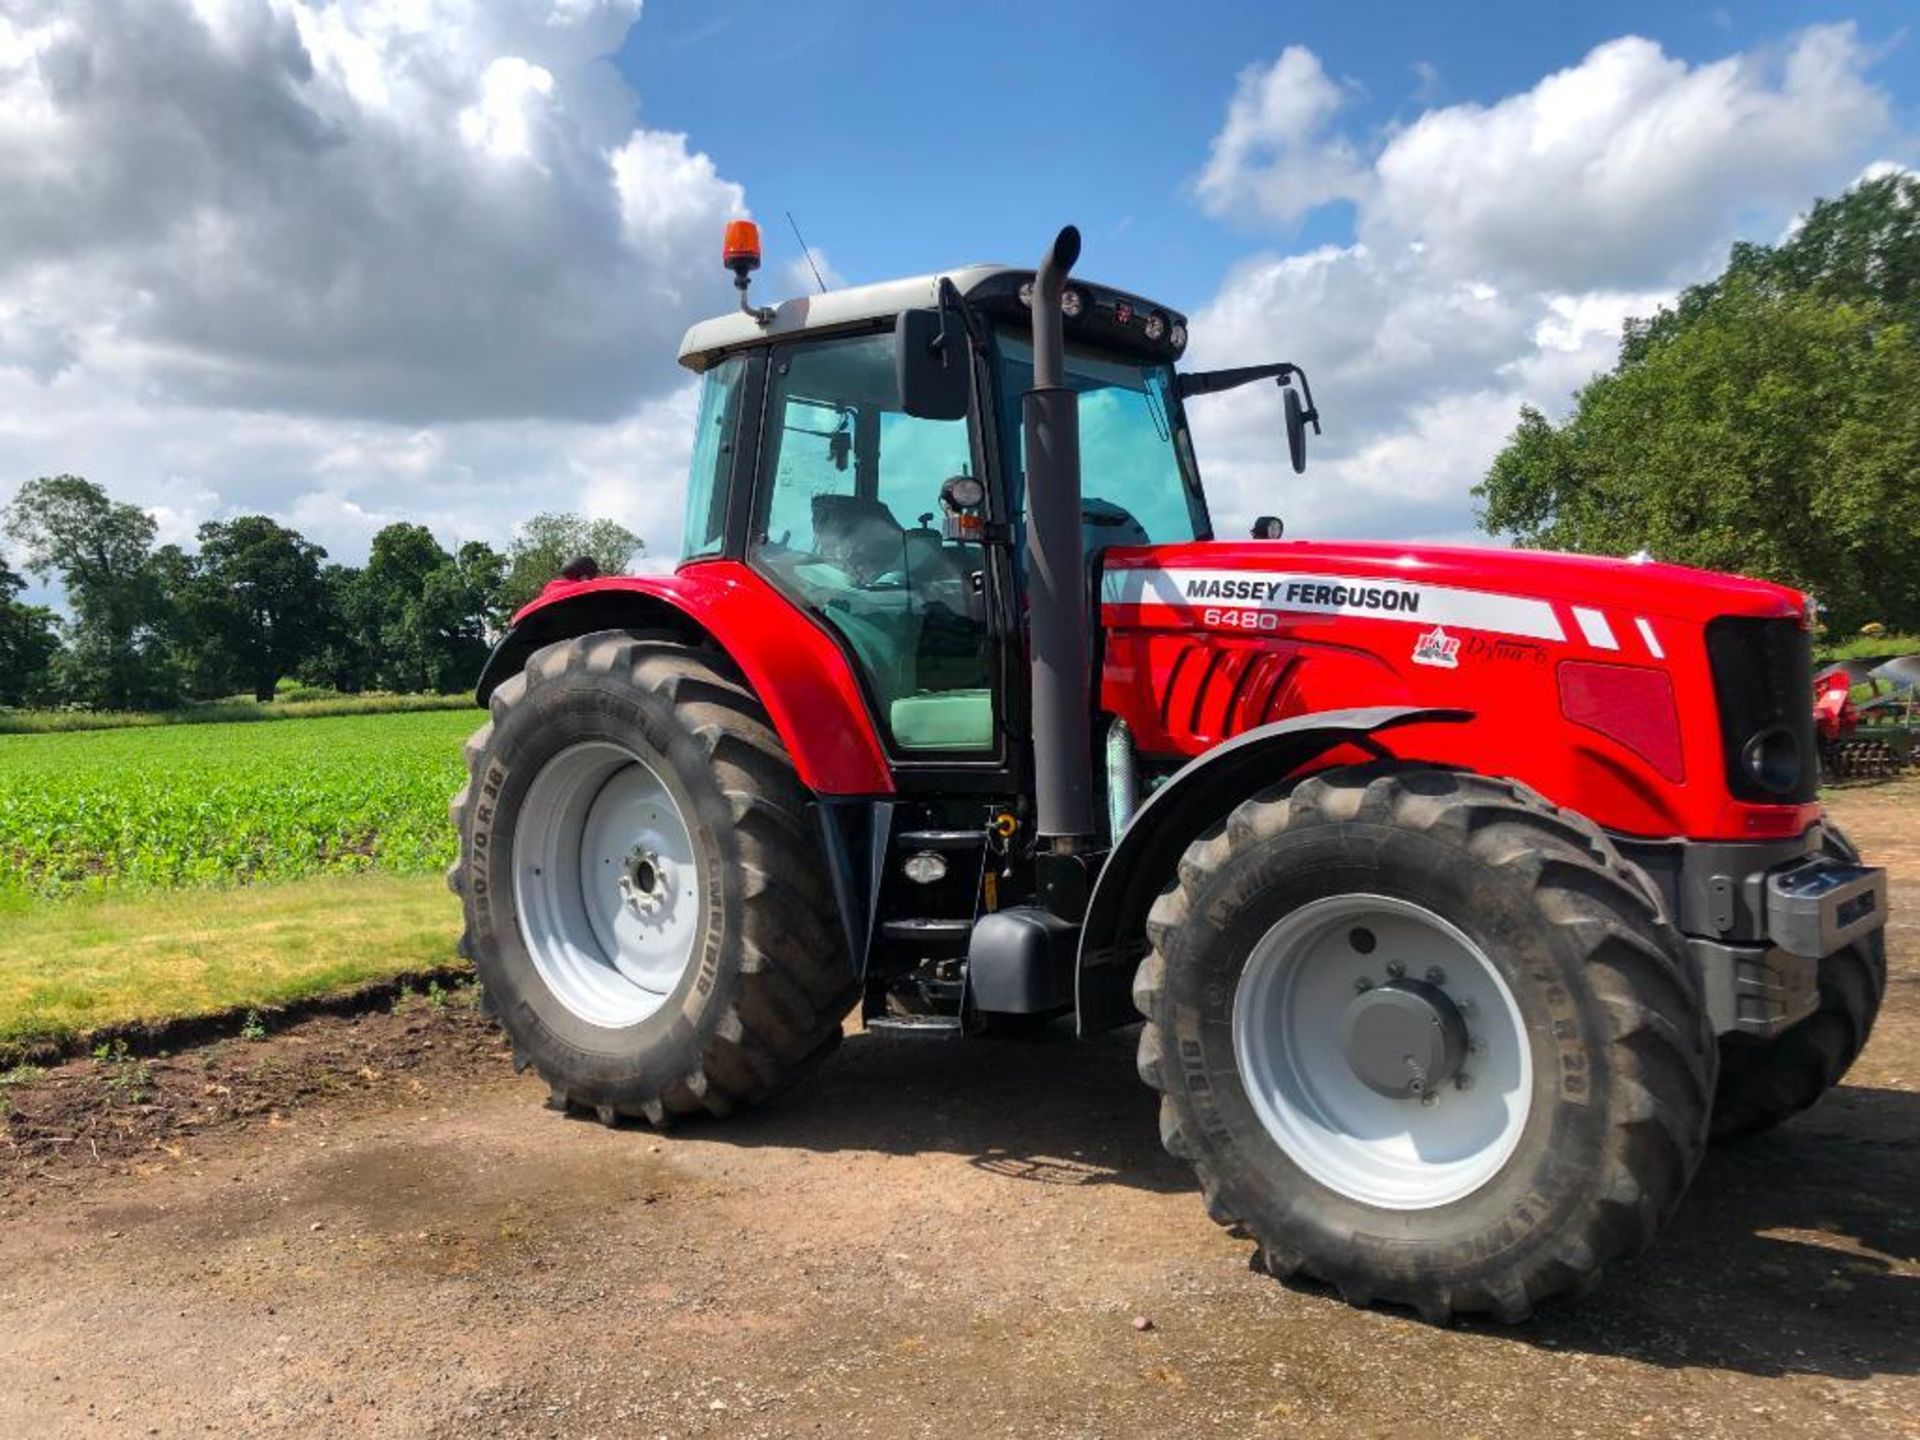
[992,330,1210,550]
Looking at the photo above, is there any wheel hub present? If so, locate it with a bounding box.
[618,847,676,920]
[1342,979,1468,1099]
[1231,893,1534,1210]
[512,741,701,1028]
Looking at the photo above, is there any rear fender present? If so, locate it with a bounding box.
[476,565,894,797]
[1075,706,1470,1034]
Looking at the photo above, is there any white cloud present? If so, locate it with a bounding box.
[1365,26,1890,290]
[1194,47,1369,227]
[459,55,557,164]
[0,0,743,427]
[1184,26,1898,544]
[0,0,754,589]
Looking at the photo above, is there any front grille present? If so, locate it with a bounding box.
[1705,616,1816,804]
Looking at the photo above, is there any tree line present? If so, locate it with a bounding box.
[1476,173,1920,635]
[0,476,641,710]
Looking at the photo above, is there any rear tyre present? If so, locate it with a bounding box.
[1710,827,1887,1140]
[1134,764,1714,1322]
[450,631,855,1125]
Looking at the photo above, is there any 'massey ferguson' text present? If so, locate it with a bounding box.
[1183,577,1421,613]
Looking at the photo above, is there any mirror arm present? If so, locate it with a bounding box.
[1176,363,1296,398]
[1178,362,1323,436]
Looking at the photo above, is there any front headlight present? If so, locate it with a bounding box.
[1742,725,1803,797]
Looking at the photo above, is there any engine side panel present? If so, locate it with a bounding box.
[1100,540,1820,842]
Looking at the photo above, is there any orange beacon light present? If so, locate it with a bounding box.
[723,220,762,278]
[723,219,773,325]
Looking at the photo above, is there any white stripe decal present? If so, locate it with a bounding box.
[1100,567,1566,642]
[1572,606,1619,650]
[1634,616,1664,659]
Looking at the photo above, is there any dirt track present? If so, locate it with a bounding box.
[3,784,1916,1438]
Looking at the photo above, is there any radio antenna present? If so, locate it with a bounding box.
[787,210,829,293]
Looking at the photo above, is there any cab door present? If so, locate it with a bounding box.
[746,326,1006,769]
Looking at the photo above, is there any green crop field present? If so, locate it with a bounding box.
[0,708,478,898]
[0,707,483,1057]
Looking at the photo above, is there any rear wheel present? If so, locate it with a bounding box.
[1710,826,1887,1140]
[1134,764,1714,1322]
[450,631,855,1125]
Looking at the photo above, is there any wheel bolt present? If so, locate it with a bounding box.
[1469,1036,1487,1056]
[1386,960,1406,979]
[1425,966,1447,985]
[1420,1092,1438,1108]
[1456,1073,1474,1091]
[1354,977,1373,994]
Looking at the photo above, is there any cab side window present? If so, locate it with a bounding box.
[680,355,748,562]
[750,331,993,752]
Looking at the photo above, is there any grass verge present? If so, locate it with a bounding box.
[0,692,474,735]
[0,872,465,1062]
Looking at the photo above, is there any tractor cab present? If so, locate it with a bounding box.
[673,225,1302,774]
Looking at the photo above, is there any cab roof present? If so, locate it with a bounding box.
[675,264,1188,372]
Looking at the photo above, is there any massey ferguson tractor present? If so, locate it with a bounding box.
[451,222,1888,1321]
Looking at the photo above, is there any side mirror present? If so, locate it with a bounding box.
[1284,388,1309,474]
[896,309,970,421]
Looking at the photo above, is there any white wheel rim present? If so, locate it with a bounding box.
[513,741,700,1028]
[1231,894,1533,1210]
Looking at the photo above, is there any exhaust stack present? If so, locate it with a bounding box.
[1024,225,1096,852]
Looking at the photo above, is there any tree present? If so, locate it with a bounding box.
[1,475,177,709]
[297,563,376,694]
[348,525,504,693]
[0,558,60,706]
[1479,176,1920,632]
[453,539,508,636]
[500,513,643,615]
[146,542,228,700]
[352,524,449,693]
[1622,172,1920,364]
[187,516,331,701]
[413,540,504,693]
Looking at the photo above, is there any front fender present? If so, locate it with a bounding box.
[1075,706,1470,1034]
[476,562,894,797]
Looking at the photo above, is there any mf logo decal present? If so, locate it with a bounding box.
[1101,567,1567,642]
[1411,625,1461,669]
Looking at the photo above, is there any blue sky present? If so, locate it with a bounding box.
[0,0,1914,609]
[622,0,1916,303]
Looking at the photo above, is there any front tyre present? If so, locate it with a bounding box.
[1134,765,1715,1322]
[450,632,855,1126]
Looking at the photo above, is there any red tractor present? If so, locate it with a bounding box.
[451,224,1888,1321]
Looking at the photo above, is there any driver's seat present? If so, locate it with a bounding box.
[811,493,904,582]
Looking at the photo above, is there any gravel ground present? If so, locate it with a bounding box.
[2,782,1915,1438]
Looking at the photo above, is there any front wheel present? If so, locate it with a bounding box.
[1134,764,1715,1322]
[450,632,855,1126]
